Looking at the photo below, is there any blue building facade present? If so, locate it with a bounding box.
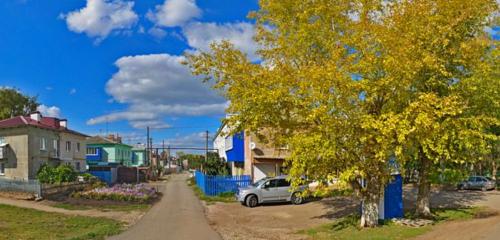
[225,131,245,162]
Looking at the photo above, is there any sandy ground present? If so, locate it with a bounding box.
[0,196,145,225]
[206,196,358,240]
[206,187,500,240]
[414,190,500,240]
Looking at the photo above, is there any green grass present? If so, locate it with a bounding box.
[52,202,151,212]
[298,207,488,240]
[187,177,236,204]
[0,204,124,240]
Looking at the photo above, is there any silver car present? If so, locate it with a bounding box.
[457,176,496,191]
[236,175,307,208]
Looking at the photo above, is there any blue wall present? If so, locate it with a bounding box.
[86,147,103,161]
[384,174,403,219]
[226,131,244,162]
[89,170,113,185]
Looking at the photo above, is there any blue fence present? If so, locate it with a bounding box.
[195,171,252,196]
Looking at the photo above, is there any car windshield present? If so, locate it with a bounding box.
[251,178,270,187]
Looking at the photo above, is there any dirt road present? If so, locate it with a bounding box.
[207,186,500,240]
[109,173,221,240]
[414,190,500,240]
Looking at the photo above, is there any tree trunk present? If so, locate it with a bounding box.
[492,161,497,181]
[360,192,379,227]
[360,177,380,227]
[416,147,433,218]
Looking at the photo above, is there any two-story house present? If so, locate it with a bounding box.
[213,122,288,181]
[86,135,133,166]
[0,112,87,181]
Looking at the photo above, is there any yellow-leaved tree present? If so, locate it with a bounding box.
[187,0,498,226]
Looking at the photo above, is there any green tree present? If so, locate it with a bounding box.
[0,88,39,120]
[187,0,498,226]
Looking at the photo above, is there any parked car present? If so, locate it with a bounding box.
[457,176,496,191]
[236,175,307,208]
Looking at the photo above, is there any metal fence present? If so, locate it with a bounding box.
[0,178,42,197]
[195,171,252,196]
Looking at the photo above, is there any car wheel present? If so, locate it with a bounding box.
[457,184,464,190]
[291,192,303,205]
[245,195,258,208]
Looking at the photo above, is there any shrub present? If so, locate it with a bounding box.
[37,164,78,184]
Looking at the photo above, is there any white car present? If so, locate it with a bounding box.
[236,175,307,208]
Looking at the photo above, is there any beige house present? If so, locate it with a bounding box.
[213,122,288,181]
[0,112,87,181]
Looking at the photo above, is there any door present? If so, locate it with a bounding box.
[276,179,292,201]
[470,177,480,189]
[261,179,279,201]
[466,177,476,189]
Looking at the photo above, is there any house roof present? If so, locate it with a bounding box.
[87,136,133,148]
[0,115,88,137]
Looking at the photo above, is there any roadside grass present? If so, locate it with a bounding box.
[0,203,124,240]
[298,207,491,240]
[187,177,236,204]
[52,202,151,212]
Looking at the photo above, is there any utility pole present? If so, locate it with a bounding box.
[146,127,150,166]
[205,130,209,162]
[168,145,171,170]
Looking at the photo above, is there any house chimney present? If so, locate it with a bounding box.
[60,119,67,129]
[30,112,42,122]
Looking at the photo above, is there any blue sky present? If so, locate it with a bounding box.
[0,0,258,149]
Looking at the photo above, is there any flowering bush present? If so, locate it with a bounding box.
[72,183,157,202]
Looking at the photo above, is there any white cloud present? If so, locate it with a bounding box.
[147,0,201,27]
[69,88,77,95]
[182,22,260,61]
[87,53,227,129]
[148,27,167,39]
[37,105,61,118]
[62,0,138,40]
[153,131,207,149]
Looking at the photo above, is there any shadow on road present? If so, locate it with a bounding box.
[403,186,490,211]
[311,186,494,221]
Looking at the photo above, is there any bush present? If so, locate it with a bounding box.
[37,164,78,184]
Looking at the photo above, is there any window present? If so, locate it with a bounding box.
[75,162,81,171]
[225,136,233,151]
[277,179,291,187]
[0,163,5,175]
[40,138,47,151]
[264,179,278,188]
[76,142,80,152]
[87,147,98,155]
[53,139,59,157]
[65,141,71,152]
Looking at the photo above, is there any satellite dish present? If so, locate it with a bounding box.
[250,142,256,150]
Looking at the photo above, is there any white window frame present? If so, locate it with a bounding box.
[76,142,80,152]
[87,147,98,156]
[40,137,47,151]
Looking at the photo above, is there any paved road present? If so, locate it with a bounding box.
[109,174,222,240]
